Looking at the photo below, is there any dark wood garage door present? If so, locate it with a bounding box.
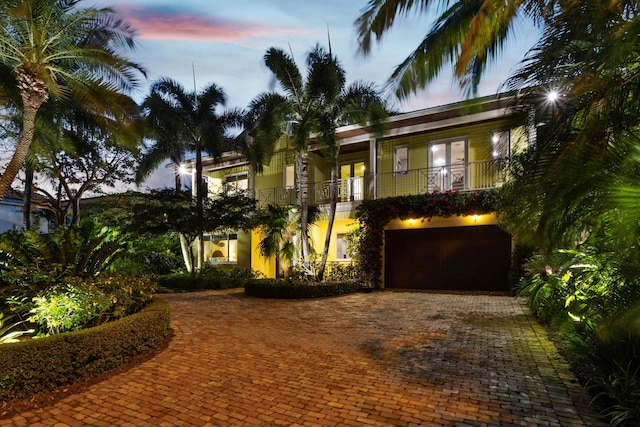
[384,225,512,291]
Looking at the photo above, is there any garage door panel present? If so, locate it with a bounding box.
[384,225,511,291]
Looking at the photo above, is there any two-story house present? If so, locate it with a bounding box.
[181,93,532,291]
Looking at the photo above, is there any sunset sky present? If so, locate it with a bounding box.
[94,0,539,188]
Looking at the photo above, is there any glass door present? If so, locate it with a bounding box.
[340,162,365,201]
[428,140,467,192]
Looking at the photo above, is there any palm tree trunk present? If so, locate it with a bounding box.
[23,164,34,231]
[179,234,194,272]
[0,75,48,198]
[317,165,338,281]
[297,151,311,270]
[195,139,204,270]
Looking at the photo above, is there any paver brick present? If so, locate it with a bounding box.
[1,289,608,426]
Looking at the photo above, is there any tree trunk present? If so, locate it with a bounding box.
[179,234,193,272]
[296,151,311,271]
[195,139,204,270]
[317,165,338,281]
[0,72,49,198]
[23,164,34,231]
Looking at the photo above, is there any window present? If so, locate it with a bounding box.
[224,172,248,193]
[205,233,238,264]
[336,233,350,260]
[394,145,408,174]
[284,164,295,188]
[340,162,365,201]
[491,130,511,158]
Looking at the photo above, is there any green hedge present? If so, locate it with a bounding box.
[0,297,171,402]
[244,279,364,299]
[157,266,257,291]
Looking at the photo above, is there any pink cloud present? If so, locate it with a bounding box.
[117,6,309,42]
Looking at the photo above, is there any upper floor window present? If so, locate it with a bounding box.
[491,130,511,158]
[394,145,409,174]
[284,164,295,189]
[225,172,248,193]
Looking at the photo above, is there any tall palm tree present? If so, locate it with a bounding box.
[142,78,243,270]
[246,45,343,273]
[309,47,387,281]
[0,0,144,197]
[247,45,387,277]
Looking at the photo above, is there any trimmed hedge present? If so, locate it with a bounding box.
[244,279,364,299]
[0,297,171,402]
[157,266,257,291]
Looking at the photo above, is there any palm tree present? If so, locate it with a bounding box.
[0,0,144,197]
[354,0,556,97]
[257,203,321,278]
[142,78,243,270]
[246,45,341,273]
[309,47,387,281]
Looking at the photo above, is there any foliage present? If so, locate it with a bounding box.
[589,305,640,427]
[256,204,321,278]
[8,274,156,335]
[519,249,640,425]
[0,312,33,344]
[157,266,259,291]
[244,278,363,299]
[319,262,362,282]
[355,189,500,287]
[0,224,128,291]
[0,0,145,197]
[0,297,170,402]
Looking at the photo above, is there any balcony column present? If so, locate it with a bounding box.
[369,137,378,199]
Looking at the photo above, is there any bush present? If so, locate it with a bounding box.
[0,297,171,402]
[157,266,258,291]
[8,274,157,335]
[244,278,363,299]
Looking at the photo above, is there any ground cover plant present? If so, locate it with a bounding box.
[517,248,640,426]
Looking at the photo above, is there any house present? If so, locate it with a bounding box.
[0,189,51,234]
[182,93,533,291]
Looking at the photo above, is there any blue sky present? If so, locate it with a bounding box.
[94,0,539,189]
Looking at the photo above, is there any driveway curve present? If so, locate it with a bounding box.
[1,289,605,426]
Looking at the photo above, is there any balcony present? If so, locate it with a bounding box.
[377,159,504,197]
[248,159,504,207]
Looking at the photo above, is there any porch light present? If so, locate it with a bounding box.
[491,134,500,144]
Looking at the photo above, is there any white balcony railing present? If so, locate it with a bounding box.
[248,159,504,207]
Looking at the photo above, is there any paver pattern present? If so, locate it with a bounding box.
[1,289,606,426]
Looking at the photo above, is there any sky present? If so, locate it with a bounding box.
[92,0,539,190]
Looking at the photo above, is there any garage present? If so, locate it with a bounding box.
[384,225,512,291]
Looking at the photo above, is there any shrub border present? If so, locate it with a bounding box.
[244,279,363,299]
[0,297,171,402]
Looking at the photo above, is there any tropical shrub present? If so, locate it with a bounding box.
[0,297,171,402]
[519,248,640,425]
[0,313,34,344]
[7,274,156,336]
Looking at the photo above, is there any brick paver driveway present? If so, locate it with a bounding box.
[2,289,605,427]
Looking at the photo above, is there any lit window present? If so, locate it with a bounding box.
[225,172,248,193]
[491,131,511,158]
[336,234,350,260]
[284,164,295,188]
[394,145,408,173]
[205,233,238,264]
